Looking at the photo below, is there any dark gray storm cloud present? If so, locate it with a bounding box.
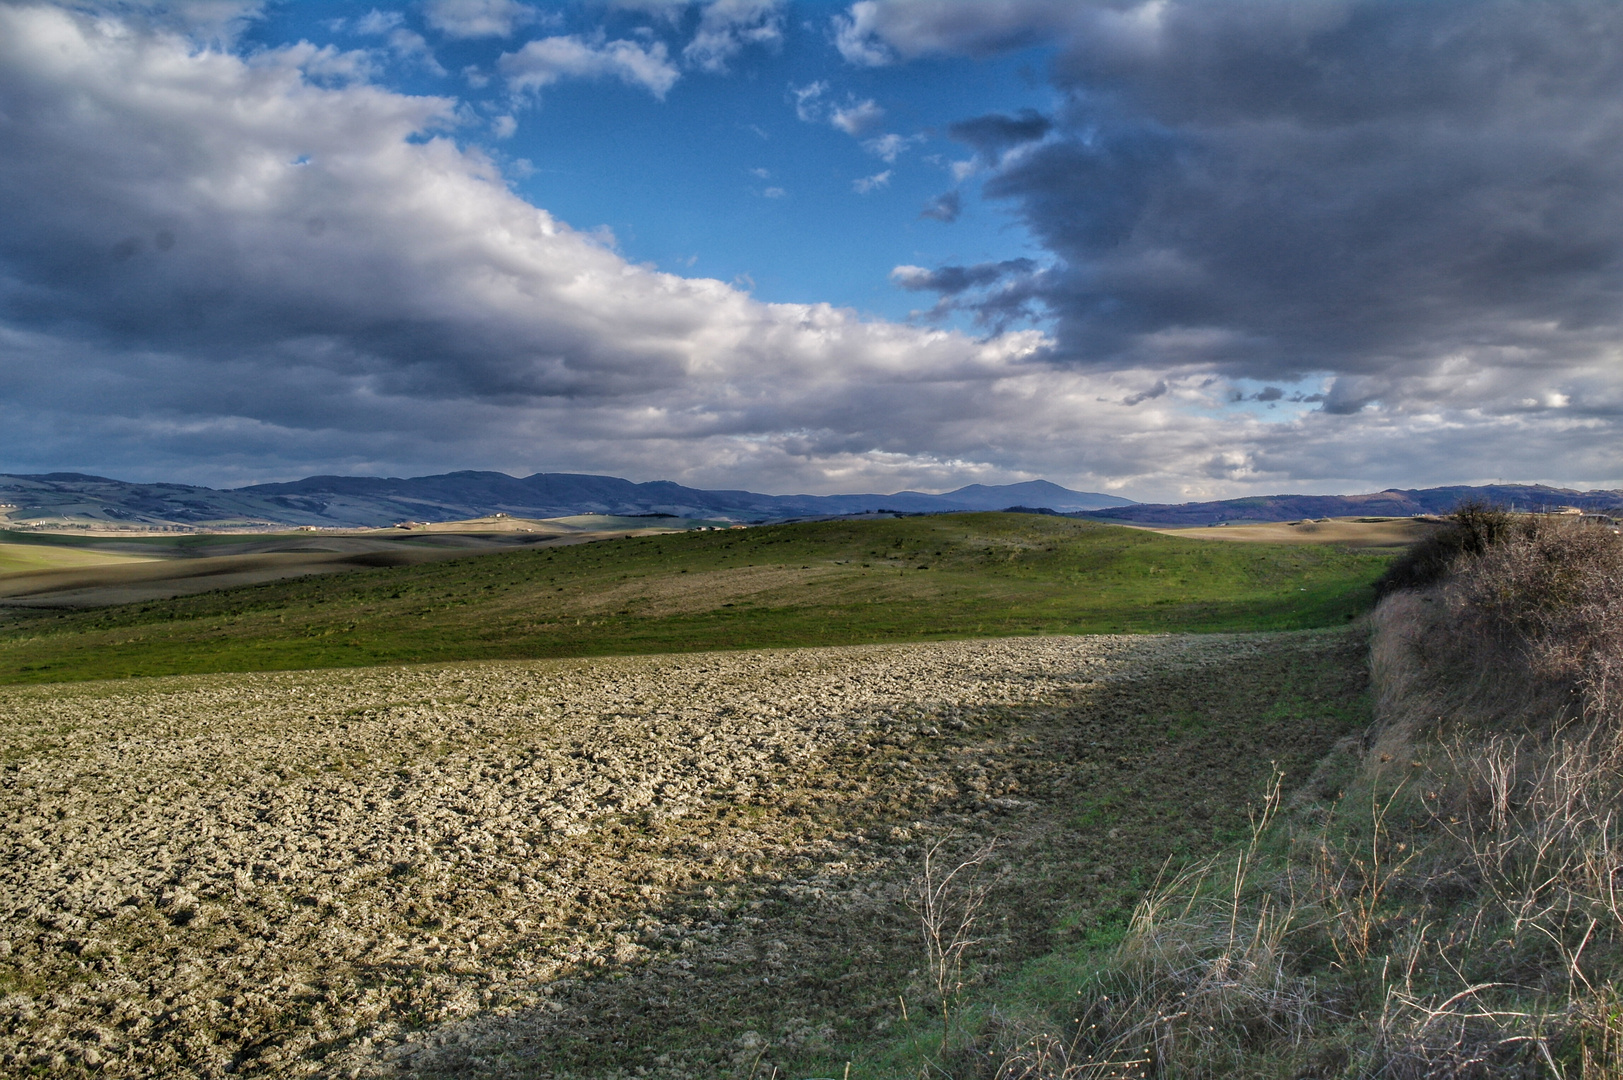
[869,0,1623,419]
[946,107,1051,156]
[891,258,1049,330]
[892,258,1037,297]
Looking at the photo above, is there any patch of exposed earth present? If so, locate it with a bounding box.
[0,632,1368,1078]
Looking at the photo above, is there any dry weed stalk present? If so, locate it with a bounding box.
[909,836,1003,1040]
[1309,775,1418,968]
[1442,725,1623,950]
[989,1027,1149,1080]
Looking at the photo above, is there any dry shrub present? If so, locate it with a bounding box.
[1369,516,1623,754]
[1450,517,1623,699]
[1374,501,1518,598]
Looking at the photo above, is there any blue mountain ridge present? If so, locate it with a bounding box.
[0,471,1132,528]
[2,472,1617,530]
[1079,484,1623,525]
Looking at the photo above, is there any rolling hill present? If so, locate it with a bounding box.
[4,470,1618,533]
[0,513,1387,684]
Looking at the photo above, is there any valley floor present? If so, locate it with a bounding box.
[0,631,1369,1078]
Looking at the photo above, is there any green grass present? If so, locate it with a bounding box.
[0,542,158,574]
[0,513,1392,684]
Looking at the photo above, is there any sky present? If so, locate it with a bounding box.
[0,0,1620,500]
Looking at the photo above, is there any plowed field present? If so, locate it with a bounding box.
[0,631,1368,1078]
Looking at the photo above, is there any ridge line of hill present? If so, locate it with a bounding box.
[0,472,1131,530]
[0,471,1618,531]
[1078,483,1623,526]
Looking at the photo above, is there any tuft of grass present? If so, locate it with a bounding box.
[0,514,1390,684]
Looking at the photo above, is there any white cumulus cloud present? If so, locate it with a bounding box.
[829,97,883,135]
[863,132,920,162]
[853,170,891,193]
[683,0,783,73]
[789,79,827,122]
[832,1,893,66]
[424,0,540,39]
[355,8,403,34]
[500,34,680,98]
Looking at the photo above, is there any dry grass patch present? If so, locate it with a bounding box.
[571,565,843,618]
[1135,518,1437,551]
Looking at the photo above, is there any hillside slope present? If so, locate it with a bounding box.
[0,514,1388,683]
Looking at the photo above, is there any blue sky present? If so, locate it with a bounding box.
[243,1,1053,324]
[0,1,1620,499]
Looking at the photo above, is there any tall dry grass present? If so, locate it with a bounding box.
[930,513,1623,1079]
[942,777,1324,1079]
[1356,518,1623,1077]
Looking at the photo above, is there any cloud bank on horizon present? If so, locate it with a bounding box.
[0,0,1619,500]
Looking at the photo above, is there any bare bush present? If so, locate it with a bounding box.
[1374,501,1518,598]
[1368,516,1623,754]
[1451,517,1623,700]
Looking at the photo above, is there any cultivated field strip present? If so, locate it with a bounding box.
[0,634,1318,1077]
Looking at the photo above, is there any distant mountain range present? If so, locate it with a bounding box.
[1,471,1617,531]
[1080,484,1623,526]
[0,472,1133,529]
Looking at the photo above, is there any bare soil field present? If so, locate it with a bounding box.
[0,521,683,610]
[0,631,1368,1078]
[1132,516,1436,550]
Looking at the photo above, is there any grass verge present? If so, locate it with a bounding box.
[0,514,1389,684]
[885,513,1623,1078]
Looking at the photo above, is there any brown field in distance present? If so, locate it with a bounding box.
[0,516,693,609]
[1129,515,1440,550]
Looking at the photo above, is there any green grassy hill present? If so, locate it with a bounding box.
[0,513,1391,684]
